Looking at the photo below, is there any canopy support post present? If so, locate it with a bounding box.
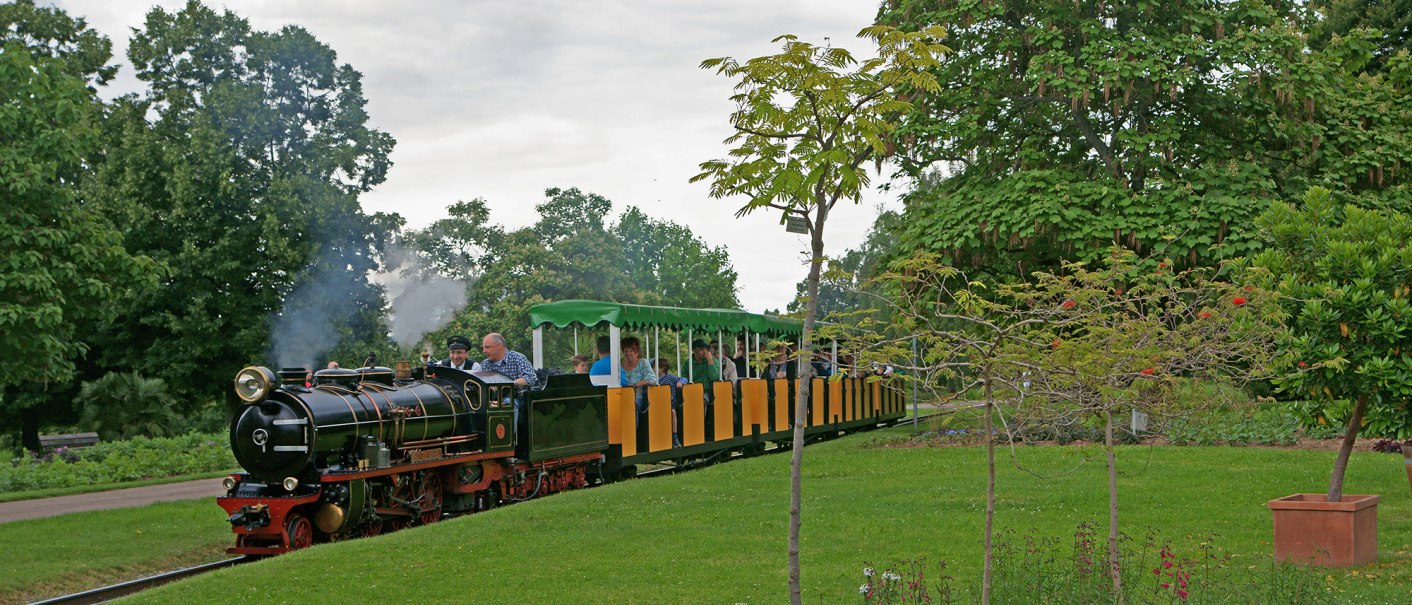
[609,325,621,387]
[532,326,544,368]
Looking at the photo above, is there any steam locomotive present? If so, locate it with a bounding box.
[219,363,606,554]
[218,344,907,555]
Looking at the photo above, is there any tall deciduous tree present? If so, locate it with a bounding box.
[614,206,739,309]
[693,26,947,604]
[87,0,395,406]
[877,0,1410,279]
[0,1,150,450]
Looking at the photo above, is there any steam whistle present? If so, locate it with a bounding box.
[362,352,377,368]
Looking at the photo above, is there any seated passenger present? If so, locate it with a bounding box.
[620,337,655,413]
[570,354,591,374]
[689,339,721,383]
[732,335,750,380]
[653,357,688,448]
[711,339,739,382]
[768,344,796,380]
[589,335,614,386]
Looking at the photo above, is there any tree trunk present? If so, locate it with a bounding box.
[1327,393,1369,503]
[788,216,827,605]
[1104,408,1123,600]
[982,368,995,605]
[21,406,41,453]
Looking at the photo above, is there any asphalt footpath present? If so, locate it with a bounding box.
[0,477,226,523]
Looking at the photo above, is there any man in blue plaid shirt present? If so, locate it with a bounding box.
[480,333,539,429]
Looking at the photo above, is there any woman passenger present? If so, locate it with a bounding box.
[620,337,655,412]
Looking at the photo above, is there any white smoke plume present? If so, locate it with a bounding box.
[376,244,471,348]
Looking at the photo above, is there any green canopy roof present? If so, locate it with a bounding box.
[528,300,805,336]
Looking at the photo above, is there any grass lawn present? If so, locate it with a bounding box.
[0,499,231,605]
[121,427,1412,604]
[0,470,233,504]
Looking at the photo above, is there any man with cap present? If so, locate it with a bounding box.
[438,335,482,371]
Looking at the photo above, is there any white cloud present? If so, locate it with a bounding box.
[56,0,902,312]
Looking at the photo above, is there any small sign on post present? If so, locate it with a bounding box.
[785,216,809,234]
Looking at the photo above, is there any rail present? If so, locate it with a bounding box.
[32,556,251,605]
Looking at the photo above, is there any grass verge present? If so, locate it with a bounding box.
[121,428,1412,604]
[0,498,231,605]
[0,471,233,504]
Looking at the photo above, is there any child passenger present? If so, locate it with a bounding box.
[653,358,688,447]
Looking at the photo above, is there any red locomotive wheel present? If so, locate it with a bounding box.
[359,521,383,538]
[419,471,444,525]
[285,513,314,550]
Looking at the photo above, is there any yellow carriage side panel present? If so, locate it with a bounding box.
[683,382,705,446]
[821,378,838,423]
[810,379,823,426]
[831,378,845,422]
[607,387,624,444]
[617,388,637,456]
[713,381,737,435]
[871,381,881,414]
[713,382,734,440]
[740,379,767,433]
[647,386,672,452]
[772,378,790,430]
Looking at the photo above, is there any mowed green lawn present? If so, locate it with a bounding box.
[0,499,231,604]
[118,428,1412,604]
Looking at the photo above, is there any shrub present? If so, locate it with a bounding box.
[77,372,182,441]
[0,432,234,493]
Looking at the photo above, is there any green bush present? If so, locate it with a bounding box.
[0,433,234,493]
[1162,404,1341,446]
[77,372,183,441]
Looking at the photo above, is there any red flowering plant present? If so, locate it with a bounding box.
[1253,187,1412,502]
[1005,247,1281,595]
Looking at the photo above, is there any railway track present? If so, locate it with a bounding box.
[32,557,251,605]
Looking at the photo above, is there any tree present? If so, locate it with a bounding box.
[877,0,1411,279]
[1253,187,1412,502]
[1310,0,1412,72]
[0,2,150,450]
[614,206,740,309]
[693,26,948,604]
[1004,249,1279,596]
[86,1,395,405]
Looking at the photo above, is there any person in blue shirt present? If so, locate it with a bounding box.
[589,335,613,381]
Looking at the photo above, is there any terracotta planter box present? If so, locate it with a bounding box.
[1268,493,1379,567]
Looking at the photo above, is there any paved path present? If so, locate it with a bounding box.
[0,477,226,524]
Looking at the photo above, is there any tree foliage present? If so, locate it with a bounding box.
[77,372,181,441]
[85,0,395,405]
[0,3,151,450]
[614,206,739,309]
[877,0,1411,279]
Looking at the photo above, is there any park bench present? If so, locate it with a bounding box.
[38,432,100,449]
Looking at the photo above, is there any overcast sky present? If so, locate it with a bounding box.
[55,0,905,312]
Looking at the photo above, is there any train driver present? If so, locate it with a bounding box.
[480,333,539,426]
[438,335,482,371]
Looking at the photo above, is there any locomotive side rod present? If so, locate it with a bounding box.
[31,556,252,605]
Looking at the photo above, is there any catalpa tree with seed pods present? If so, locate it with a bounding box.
[1004,247,1282,596]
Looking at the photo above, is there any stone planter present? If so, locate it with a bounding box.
[1268,493,1379,567]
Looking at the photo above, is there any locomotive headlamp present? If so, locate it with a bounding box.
[222,476,238,491]
[282,477,300,492]
[234,366,278,403]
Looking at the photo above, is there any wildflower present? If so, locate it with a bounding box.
[1232,296,1246,305]
[1158,261,1167,268]
[1140,368,1155,375]
[1177,589,1188,599]
[863,567,874,578]
[883,571,902,582]
[1061,299,1076,308]
[1199,311,1211,318]
[1162,583,1171,589]
[859,584,870,594]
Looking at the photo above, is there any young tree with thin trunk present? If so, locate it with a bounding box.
[692,26,948,605]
